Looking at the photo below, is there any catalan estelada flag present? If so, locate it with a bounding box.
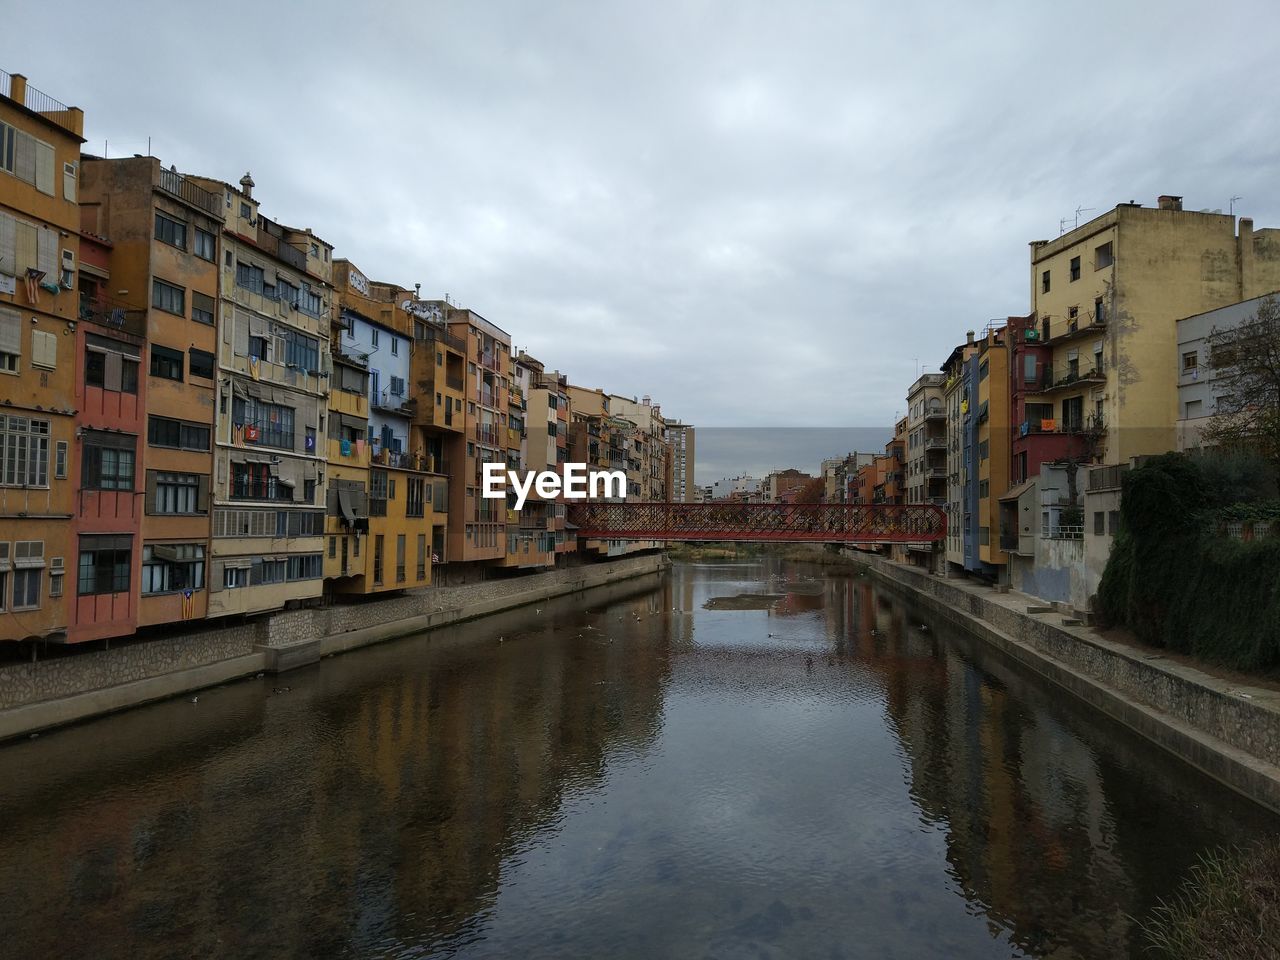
[181,590,195,620]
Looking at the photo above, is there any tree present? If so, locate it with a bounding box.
[1204,295,1280,492]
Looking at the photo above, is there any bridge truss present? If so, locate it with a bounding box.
[567,502,946,544]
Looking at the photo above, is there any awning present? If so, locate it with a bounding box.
[338,487,357,524]
[999,478,1037,502]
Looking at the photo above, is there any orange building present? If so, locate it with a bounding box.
[79,156,221,631]
[0,72,86,642]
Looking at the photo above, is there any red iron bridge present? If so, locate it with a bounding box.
[566,502,946,544]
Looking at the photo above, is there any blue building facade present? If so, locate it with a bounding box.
[338,307,412,461]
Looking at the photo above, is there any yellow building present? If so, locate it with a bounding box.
[324,261,439,594]
[975,325,1010,568]
[1029,195,1280,463]
[0,72,86,642]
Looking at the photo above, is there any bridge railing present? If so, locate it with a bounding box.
[567,501,946,543]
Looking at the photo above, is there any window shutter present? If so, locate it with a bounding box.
[233,313,249,356]
[37,226,57,275]
[104,350,123,391]
[0,213,15,276]
[145,471,158,514]
[0,307,21,355]
[15,220,36,274]
[34,141,54,195]
[210,560,224,592]
[196,474,210,513]
[14,130,35,185]
[63,161,77,202]
[31,330,55,369]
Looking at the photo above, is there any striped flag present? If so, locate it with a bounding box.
[181,590,195,620]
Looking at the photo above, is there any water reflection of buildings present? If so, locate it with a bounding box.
[0,586,674,959]
[833,577,1266,958]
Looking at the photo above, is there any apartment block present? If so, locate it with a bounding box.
[1028,195,1280,465]
[663,420,695,502]
[941,335,978,571]
[517,353,572,559]
[974,324,1010,571]
[905,373,946,507]
[189,173,332,617]
[0,72,85,642]
[79,156,221,633]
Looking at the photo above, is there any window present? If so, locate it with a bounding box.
[1041,270,1050,293]
[231,462,292,501]
[194,227,216,261]
[30,330,56,370]
[979,479,989,498]
[371,328,380,348]
[979,359,989,381]
[224,565,249,589]
[192,291,215,326]
[251,558,286,585]
[276,278,299,306]
[1095,241,1114,269]
[328,535,336,559]
[283,329,320,372]
[1069,256,1081,281]
[979,526,990,546]
[1182,351,1199,372]
[189,348,215,380]
[370,470,389,517]
[1108,511,1120,535]
[82,431,136,491]
[86,337,140,393]
[12,568,40,609]
[77,534,131,595]
[1094,511,1105,536]
[1095,297,1106,324]
[55,440,67,479]
[391,337,399,356]
[373,534,384,584]
[150,344,184,381]
[152,471,204,514]
[232,398,295,449]
[0,306,20,372]
[417,533,427,580]
[152,279,185,316]
[978,439,989,461]
[240,201,252,219]
[300,286,322,317]
[286,554,322,581]
[1185,399,1203,419]
[236,261,264,294]
[0,416,50,487]
[155,212,187,250]
[0,120,56,194]
[396,534,406,583]
[275,510,320,537]
[148,416,210,451]
[1023,353,1037,383]
[142,543,205,595]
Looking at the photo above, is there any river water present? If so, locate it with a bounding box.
[0,559,1275,959]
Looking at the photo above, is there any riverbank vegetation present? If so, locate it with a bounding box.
[1142,840,1280,959]
[1097,451,1280,673]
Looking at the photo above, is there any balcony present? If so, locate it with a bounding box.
[335,344,370,368]
[478,388,497,408]
[924,436,947,451]
[79,294,146,340]
[416,323,467,353]
[923,406,946,422]
[480,351,501,373]
[999,532,1020,551]
[475,423,501,445]
[156,168,222,217]
[0,70,81,137]
[372,389,412,416]
[446,374,464,391]
[1034,364,1107,395]
[1019,414,1105,437]
[1046,317,1107,346]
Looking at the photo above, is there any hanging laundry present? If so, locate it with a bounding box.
[340,438,352,457]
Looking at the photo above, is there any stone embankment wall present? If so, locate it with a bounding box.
[857,552,1280,814]
[0,553,668,740]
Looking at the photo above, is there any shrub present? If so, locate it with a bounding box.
[1096,453,1280,671]
[1142,840,1280,959]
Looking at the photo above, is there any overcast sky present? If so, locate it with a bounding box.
[12,1,1280,477]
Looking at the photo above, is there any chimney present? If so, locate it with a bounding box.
[642,395,650,406]
[1157,194,1183,211]
[239,171,255,199]
[966,329,975,346]
[9,74,27,107]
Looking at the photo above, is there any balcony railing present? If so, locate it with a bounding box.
[1019,413,1105,437]
[480,351,501,373]
[0,69,80,136]
[1036,364,1107,394]
[475,423,500,445]
[416,323,467,353]
[79,294,146,339]
[156,168,222,216]
[1046,317,1107,346]
[445,374,464,391]
[1043,523,1084,541]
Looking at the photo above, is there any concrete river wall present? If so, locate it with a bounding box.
[0,553,669,742]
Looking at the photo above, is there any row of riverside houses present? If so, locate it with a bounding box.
[0,70,696,648]
[851,194,1280,615]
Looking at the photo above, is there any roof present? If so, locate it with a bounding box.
[998,478,1037,502]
